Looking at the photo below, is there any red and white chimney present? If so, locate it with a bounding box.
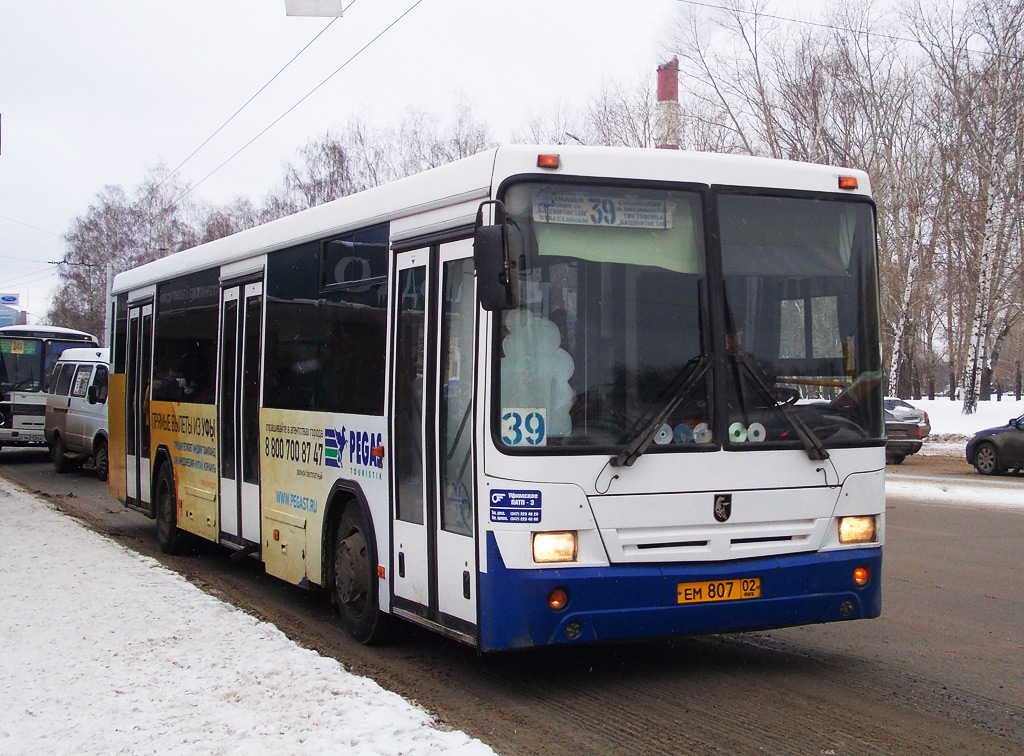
[656,57,680,150]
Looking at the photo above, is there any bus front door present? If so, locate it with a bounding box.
[392,241,478,638]
[218,280,264,548]
[125,301,153,514]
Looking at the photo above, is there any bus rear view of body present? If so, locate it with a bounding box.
[108,145,884,651]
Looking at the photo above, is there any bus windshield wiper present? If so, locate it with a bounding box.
[733,353,829,461]
[612,355,711,468]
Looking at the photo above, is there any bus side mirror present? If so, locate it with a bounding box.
[88,385,99,405]
[474,201,519,312]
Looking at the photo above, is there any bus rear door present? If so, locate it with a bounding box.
[125,302,153,514]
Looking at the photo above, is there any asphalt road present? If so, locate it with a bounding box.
[2,447,1022,755]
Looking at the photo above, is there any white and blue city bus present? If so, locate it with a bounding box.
[0,324,98,451]
[108,145,884,651]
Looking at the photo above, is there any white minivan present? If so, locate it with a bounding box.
[44,347,110,480]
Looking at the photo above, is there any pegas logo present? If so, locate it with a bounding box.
[324,426,384,478]
[324,428,345,468]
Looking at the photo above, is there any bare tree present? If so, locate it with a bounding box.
[586,76,660,148]
[909,0,1024,412]
[272,99,495,213]
[509,98,589,146]
[671,0,790,157]
[49,168,199,337]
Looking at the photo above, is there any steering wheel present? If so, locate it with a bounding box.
[775,387,801,406]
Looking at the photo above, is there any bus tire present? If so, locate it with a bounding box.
[334,504,395,645]
[51,436,73,474]
[93,438,109,482]
[155,463,187,555]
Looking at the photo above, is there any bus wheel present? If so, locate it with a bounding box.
[51,437,73,474]
[93,439,109,482]
[155,464,186,555]
[334,504,395,644]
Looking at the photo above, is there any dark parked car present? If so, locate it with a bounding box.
[965,413,1024,475]
[884,398,931,439]
[884,409,924,464]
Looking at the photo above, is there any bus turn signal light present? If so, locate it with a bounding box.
[853,565,871,587]
[547,587,569,611]
[838,175,859,190]
[537,154,561,169]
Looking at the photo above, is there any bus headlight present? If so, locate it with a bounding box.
[532,531,577,563]
[838,516,877,544]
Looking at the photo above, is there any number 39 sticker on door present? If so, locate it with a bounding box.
[490,489,542,524]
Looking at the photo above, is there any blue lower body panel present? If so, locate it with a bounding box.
[479,533,882,651]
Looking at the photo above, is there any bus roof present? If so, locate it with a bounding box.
[0,325,97,340]
[112,145,872,296]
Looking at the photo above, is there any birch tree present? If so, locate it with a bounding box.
[910,0,1024,413]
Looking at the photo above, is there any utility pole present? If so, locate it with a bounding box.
[103,263,113,347]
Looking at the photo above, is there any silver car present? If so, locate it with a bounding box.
[44,348,110,480]
[883,398,931,439]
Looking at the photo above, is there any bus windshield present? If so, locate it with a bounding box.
[0,338,94,392]
[719,193,883,451]
[0,338,44,391]
[494,181,883,452]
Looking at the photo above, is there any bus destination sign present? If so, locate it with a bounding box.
[533,191,673,230]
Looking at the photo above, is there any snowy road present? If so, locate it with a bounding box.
[885,468,1024,510]
[1,411,1022,755]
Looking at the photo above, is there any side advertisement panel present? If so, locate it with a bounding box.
[150,400,219,541]
[261,407,388,588]
[107,374,127,502]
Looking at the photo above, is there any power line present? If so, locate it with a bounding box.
[49,260,100,268]
[152,5,355,195]
[0,253,52,266]
[2,267,59,288]
[0,214,63,237]
[674,0,990,58]
[172,0,428,206]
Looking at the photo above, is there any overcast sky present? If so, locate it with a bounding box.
[0,0,824,323]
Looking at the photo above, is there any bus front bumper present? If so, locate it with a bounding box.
[479,533,881,651]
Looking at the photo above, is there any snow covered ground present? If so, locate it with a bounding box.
[885,396,1024,511]
[1,398,1020,755]
[0,478,495,756]
[908,396,1024,450]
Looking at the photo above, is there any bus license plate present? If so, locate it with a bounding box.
[677,578,761,604]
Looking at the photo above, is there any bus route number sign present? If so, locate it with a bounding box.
[1,339,35,355]
[532,191,673,230]
[489,489,542,524]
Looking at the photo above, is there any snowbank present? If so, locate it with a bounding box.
[0,479,494,756]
